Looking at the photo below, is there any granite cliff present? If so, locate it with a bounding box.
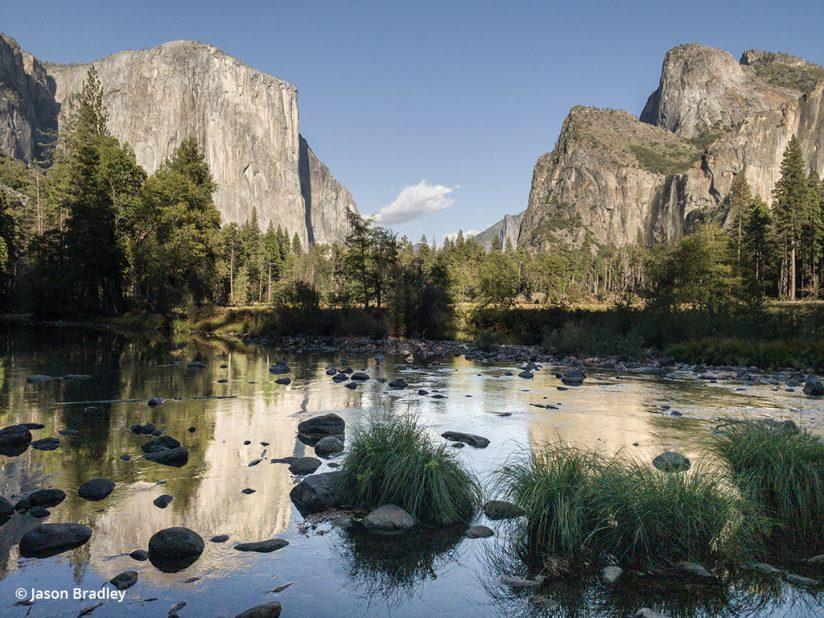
[472,212,524,249]
[519,43,824,251]
[0,34,355,244]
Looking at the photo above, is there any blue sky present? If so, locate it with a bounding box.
[3,1,824,242]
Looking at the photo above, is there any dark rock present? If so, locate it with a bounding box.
[803,376,824,397]
[129,549,148,561]
[109,570,138,590]
[483,500,523,520]
[29,506,49,518]
[153,494,174,509]
[248,458,263,467]
[31,437,60,451]
[210,534,230,543]
[561,369,586,386]
[441,431,489,448]
[362,504,415,535]
[275,377,291,385]
[315,436,344,457]
[388,378,408,389]
[14,497,30,512]
[0,496,13,524]
[141,435,181,453]
[288,457,322,475]
[674,561,715,580]
[332,372,348,382]
[242,488,256,495]
[148,397,165,407]
[188,426,196,433]
[77,478,115,501]
[466,525,494,538]
[19,523,92,558]
[518,371,533,379]
[417,389,429,395]
[217,378,229,384]
[148,527,204,572]
[187,361,206,369]
[120,454,132,461]
[652,451,690,472]
[351,372,370,381]
[233,602,282,618]
[28,489,66,508]
[26,374,54,384]
[22,422,45,429]
[59,428,79,436]
[268,364,290,375]
[431,394,447,399]
[145,447,189,467]
[298,413,345,439]
[289,471,344,515]
[344,381,358,389]
[234,538,289,553]
[0,424,32,455]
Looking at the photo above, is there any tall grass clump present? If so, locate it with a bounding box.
[337,413,481,526]
[708,420,824,551]
[492,443,601,564]
[590,460,763,566]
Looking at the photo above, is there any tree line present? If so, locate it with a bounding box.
[0,68,821,332]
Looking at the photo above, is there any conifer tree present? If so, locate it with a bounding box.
[771,136,807,300]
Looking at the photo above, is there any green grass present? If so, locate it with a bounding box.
[337,413,482,526]
[707,420,824,552]
[666,337,824,370]
[493,444,600,565]
[493,443,763,570]
[590,460,763,567]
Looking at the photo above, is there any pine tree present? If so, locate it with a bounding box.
[771,136,808,300]
[742,197,772,296]
[726,172,753,267]
[800,172,822,296]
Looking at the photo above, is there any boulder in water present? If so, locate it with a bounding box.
[19,523,92,558]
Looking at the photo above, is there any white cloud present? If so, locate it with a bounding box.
[374,180,456,224]
[443,228,480,241]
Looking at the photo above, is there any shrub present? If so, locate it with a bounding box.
[337,414,481,526]
[590,460,763,566]
[707,420,824,551]
[493,444,600,565]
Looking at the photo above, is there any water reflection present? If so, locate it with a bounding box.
[0,325,820,616]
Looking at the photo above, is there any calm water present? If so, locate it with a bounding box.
[0,326,821,617]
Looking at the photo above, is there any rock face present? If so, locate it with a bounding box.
[519,43,824,251]
[0,33,355,244]
[472,212,524,250]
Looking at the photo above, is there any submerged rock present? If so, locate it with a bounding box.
[652,451,691,472]
[268,363,290,375]
[675,561,715,580]
[0,424,32,455]
[234,539,289,553]
[350,372,370,381]
[145,447,189,467]
[483,500,523,520]
[499,574,545,588]
[287,457,322,475]
[441,431,490,448]
[141,435,181,453]
[289,471,344,515]
[466,525,494,539]
[362,504,415,535]
[233,602,282,618]
[129,549,149,561]
[315,436,344,457]
[77,478,115,501]
[0,497,14,525]
[19,523,92,558]
[388,378,408,389]
[210,534,230,543]
[31,437,60,451]
[602,565,623,584]
[109,570,138,590]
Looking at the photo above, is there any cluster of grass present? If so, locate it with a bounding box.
[494,443,763,569]
[708,421,824,552]
[337,414,482,526]
[665,337,824,370]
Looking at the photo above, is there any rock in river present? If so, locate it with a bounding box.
[145,447,189,467]
[287,457,322,475]
[466,525,494,539]
[483,500,523,520]
[109,570,138,590]
[31,437,60,451]
[77,478,115,501]
[141,435,181,453]
[0,424,32,455]
[233,602,282,618]
[153,494,174,509]
[234,539,289,553]
[362,505,415,535]
[441,431,489,448]
[560,369,586,386]
[0,497,13,525]
[19,523,92,558]
[652,451,691,472]
[315,436,344,457]
[388,378,408,389]
[148,527,204,572]
[28,488,66,508]
[297,413,345,439]
[803,376,824,397]
[129,549,148,561]
[289,471,344,516]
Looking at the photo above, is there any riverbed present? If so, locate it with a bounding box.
[0,326,821,617]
